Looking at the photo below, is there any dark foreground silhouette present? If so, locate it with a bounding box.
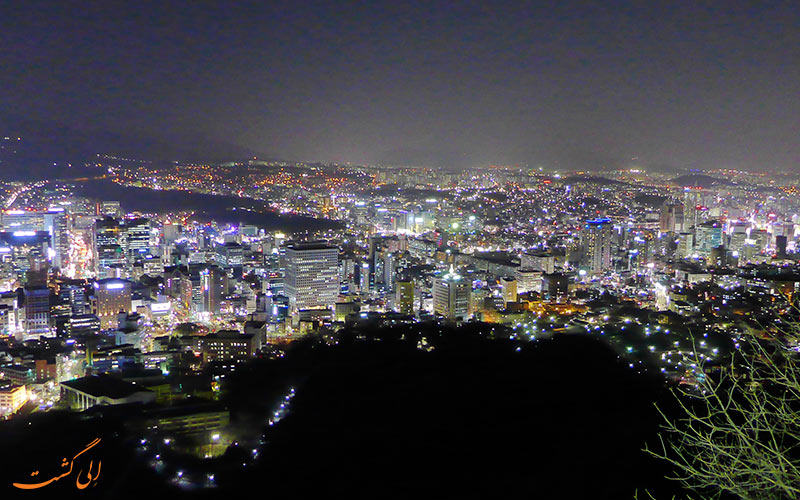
[0,325,685,499]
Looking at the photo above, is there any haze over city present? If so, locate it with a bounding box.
[2,1,798,171]
[1,2,800,500]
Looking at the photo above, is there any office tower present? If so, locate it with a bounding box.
[0,231,51,278]
[98,201,122,218]
[368,235,381,290]
[93,217,124,278]
[60,285,87,315]
[748,229,768,254]
[659,202,684,233]
[215,242,244,269]
[500,276,517,307]
[359,262,370,293]
[123,218,151,259]
[396,280,414,314]
[94,279,132,329]
[432,266,470,320]
[339,257,356,292]
[1,209,44,232]
[776,235,788,257]
[581,218,614,275]
[2,209,67,270]
[683,189,702,230]
[728,224,749,253]
[676,232,695,259]
[515,269,543,294]
[284,242,339,313]
[521,251,555,274]
[383,252,397,292]
[196,265,225,314]
[23,286,51,339]
[694,220,724,258]
[43,209,68,270]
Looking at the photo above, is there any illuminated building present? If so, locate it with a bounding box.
[581,218,614,275]
[396,280,414,314]
[694,220,723,258]
[93,217,124,278]
[60,374,156,410]
[23,286,51,339]
[284,241,339,313]
[500,276,517,307]
[123,217,151,260]
[659,202,684,233]
[200,330,260,363]
[515,269,543,294]
[521,251,555,274]
[43,209,68,270]
[0,382,27,416]
[94,278,132,329]
[432,266,470,320]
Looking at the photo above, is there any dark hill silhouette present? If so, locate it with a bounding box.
[0,327,687,500]
[0,114,270,180]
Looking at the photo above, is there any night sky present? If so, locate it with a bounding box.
[2,1,798,170]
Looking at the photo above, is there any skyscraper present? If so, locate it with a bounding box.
[432,266,470,320]
[659,202,684,233]
[500,276,517,307]
[395,280,414,314]
[582,218,614,275]
[284,242,339,313]
[695,220,724,258]
[23,286,51,339]
[94,278,132,329]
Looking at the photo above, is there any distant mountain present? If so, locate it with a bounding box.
[0,114,271,181]
[671,174,733,188]
[561,175,628,186]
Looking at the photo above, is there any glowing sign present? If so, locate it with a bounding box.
[104,283,125,290]
[150,303,171,313]
[12,231,36,237]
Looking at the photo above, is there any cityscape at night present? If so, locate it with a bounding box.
[1,2,799,499]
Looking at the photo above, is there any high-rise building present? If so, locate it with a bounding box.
[515,269,543,294]
[284,242,339,313]
[23,286,51,339]
[93,217,124,278]
[42,209,68,269]
[94,279,132,330]
[1,209,44,232]
[748,229,768,254]
[500,276,517,307]
[432,266,470,320]
[683,189,703,230]
[383,252,397,292]
[659,202,684,233]
[98,201,122,218]
[193,265,225,314]
[582,218,614,275]
[694,220,724,258]
[776,235,788,257]
[395,280,414,314]
[676,232,695,259]
[60,285,87,315]
[215,242,244,269]
[521,251,555,274]
[728,224,749,254]
[123,218,151,260]
[2,209,68,270]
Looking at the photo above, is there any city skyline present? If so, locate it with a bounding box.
[2,2,800,498]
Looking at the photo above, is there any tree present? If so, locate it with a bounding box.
[646,335,800,499]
